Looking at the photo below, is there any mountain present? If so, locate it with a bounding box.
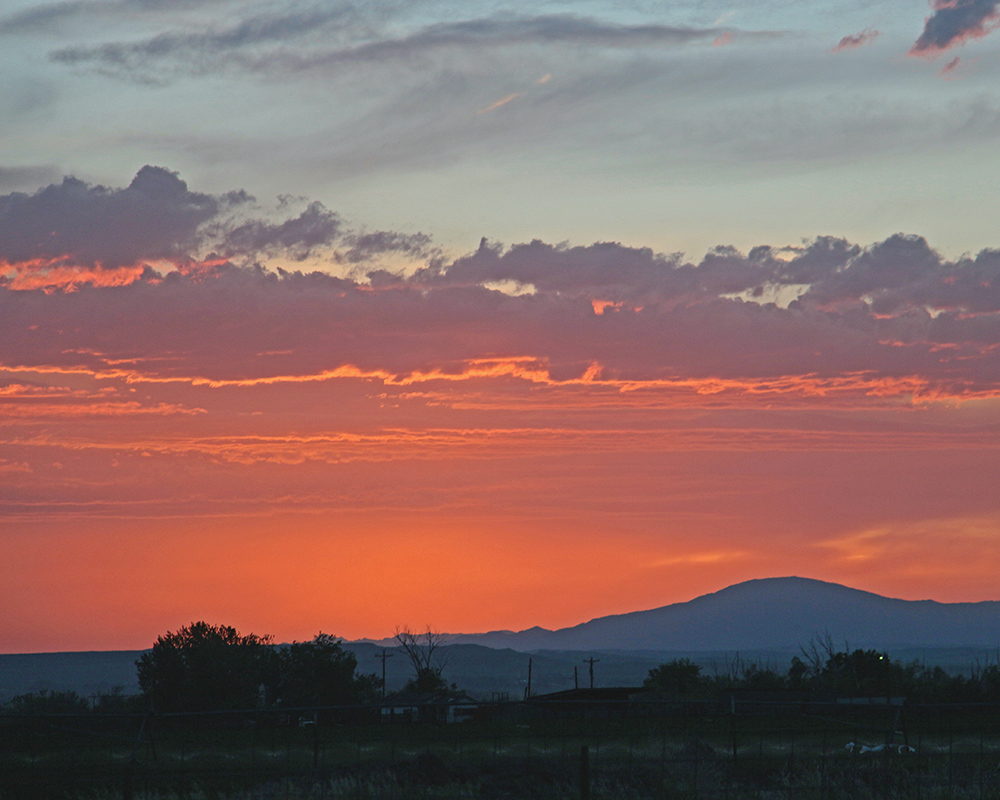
[444,577,1000,652]
[0,650,143,703]
[5,578,1000,702]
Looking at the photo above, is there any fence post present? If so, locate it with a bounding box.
[580,744,591,800]
[313,716,320,768]
[980,728,984,800]
[948,731,953,797]
[693,743,699,800]
[122,758,134,800]
[821,728,827,800]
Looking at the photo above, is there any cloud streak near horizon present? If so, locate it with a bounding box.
[4,168,1000,405]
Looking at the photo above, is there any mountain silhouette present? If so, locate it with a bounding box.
[446,577,1000,651]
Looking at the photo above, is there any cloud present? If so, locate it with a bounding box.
[48,9,748,83]
[0,167,432,284]
[5,168,1000,406]
[831,27,878,52]
[0,0,103,34]
[3,169,1000,406]
[50,3,362,82]
[0,380,204,422]
[910,0,1000,57]
[0,0,291,36]
[0,164,61,191]
[0,166,229,270]
[223,202,343,261]
[478,93,522,114]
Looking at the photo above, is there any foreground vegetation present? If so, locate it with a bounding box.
[4,704,1000,799]
[7,624,1000,798]
[643,636,1000,703]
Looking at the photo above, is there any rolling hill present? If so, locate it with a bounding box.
[445,576,1000,652]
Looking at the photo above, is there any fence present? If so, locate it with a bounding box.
[3,700,1000,799]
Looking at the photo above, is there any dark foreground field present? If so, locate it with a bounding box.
[4,703,1000,799]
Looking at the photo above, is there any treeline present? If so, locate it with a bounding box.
[645,642,1000,703]
[6,623,1000,715]
[0,622,460,715]
[135,622,381,712]
[1,623,382,716]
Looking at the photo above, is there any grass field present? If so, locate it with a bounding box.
[4,705,1000,799]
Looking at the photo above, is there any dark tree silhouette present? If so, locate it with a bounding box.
[272,633,380,706]
[136,621,273,712]
[394,626,450,694]
[3,690,91,714]
[644,658,706,697]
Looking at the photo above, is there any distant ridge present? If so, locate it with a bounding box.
[5,578,1000,701]
[443,577,1000,652]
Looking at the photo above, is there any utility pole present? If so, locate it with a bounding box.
[375,649,393,700]
[574,666,579,690]
[583,657,600,689]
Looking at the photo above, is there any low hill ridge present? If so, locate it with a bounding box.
[446,576,1000,651]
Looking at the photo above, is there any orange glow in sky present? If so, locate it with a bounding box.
[4,171,1000,654]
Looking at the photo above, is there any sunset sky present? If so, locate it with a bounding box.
[4,0,1000,654]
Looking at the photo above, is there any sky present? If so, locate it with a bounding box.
[3,0,1000,654]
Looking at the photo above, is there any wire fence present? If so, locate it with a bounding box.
[3,700,1000,799]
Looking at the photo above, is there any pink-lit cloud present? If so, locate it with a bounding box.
[910,0,1000,57]
[3,169,1000,408]
[832,27,879,52]
[941,55,962,74]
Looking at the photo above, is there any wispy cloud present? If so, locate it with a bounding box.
[832,27,878,52]
[48,8,762,83]
[478,93,522,114]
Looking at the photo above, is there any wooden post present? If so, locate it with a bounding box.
[580,744,591,800]
[122,761,134,800]
[527,657,532,698]
[375,650,393,700]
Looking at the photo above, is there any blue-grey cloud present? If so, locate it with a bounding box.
[48,9,764,82]
[0,167,432,272]
[0,166,227,268]
[223,202,344,262]
[911,0,1000,56]
[0,165,61,191]
[0,0,230,35]
[0,0,103,34]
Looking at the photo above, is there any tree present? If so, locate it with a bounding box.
[737,662,788,691]
[271,633,380,707]
[394,626,450,694]
[136,621,273,712]
[644,658,706,697]
[3,690,90,714]
[817,648,895,696]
